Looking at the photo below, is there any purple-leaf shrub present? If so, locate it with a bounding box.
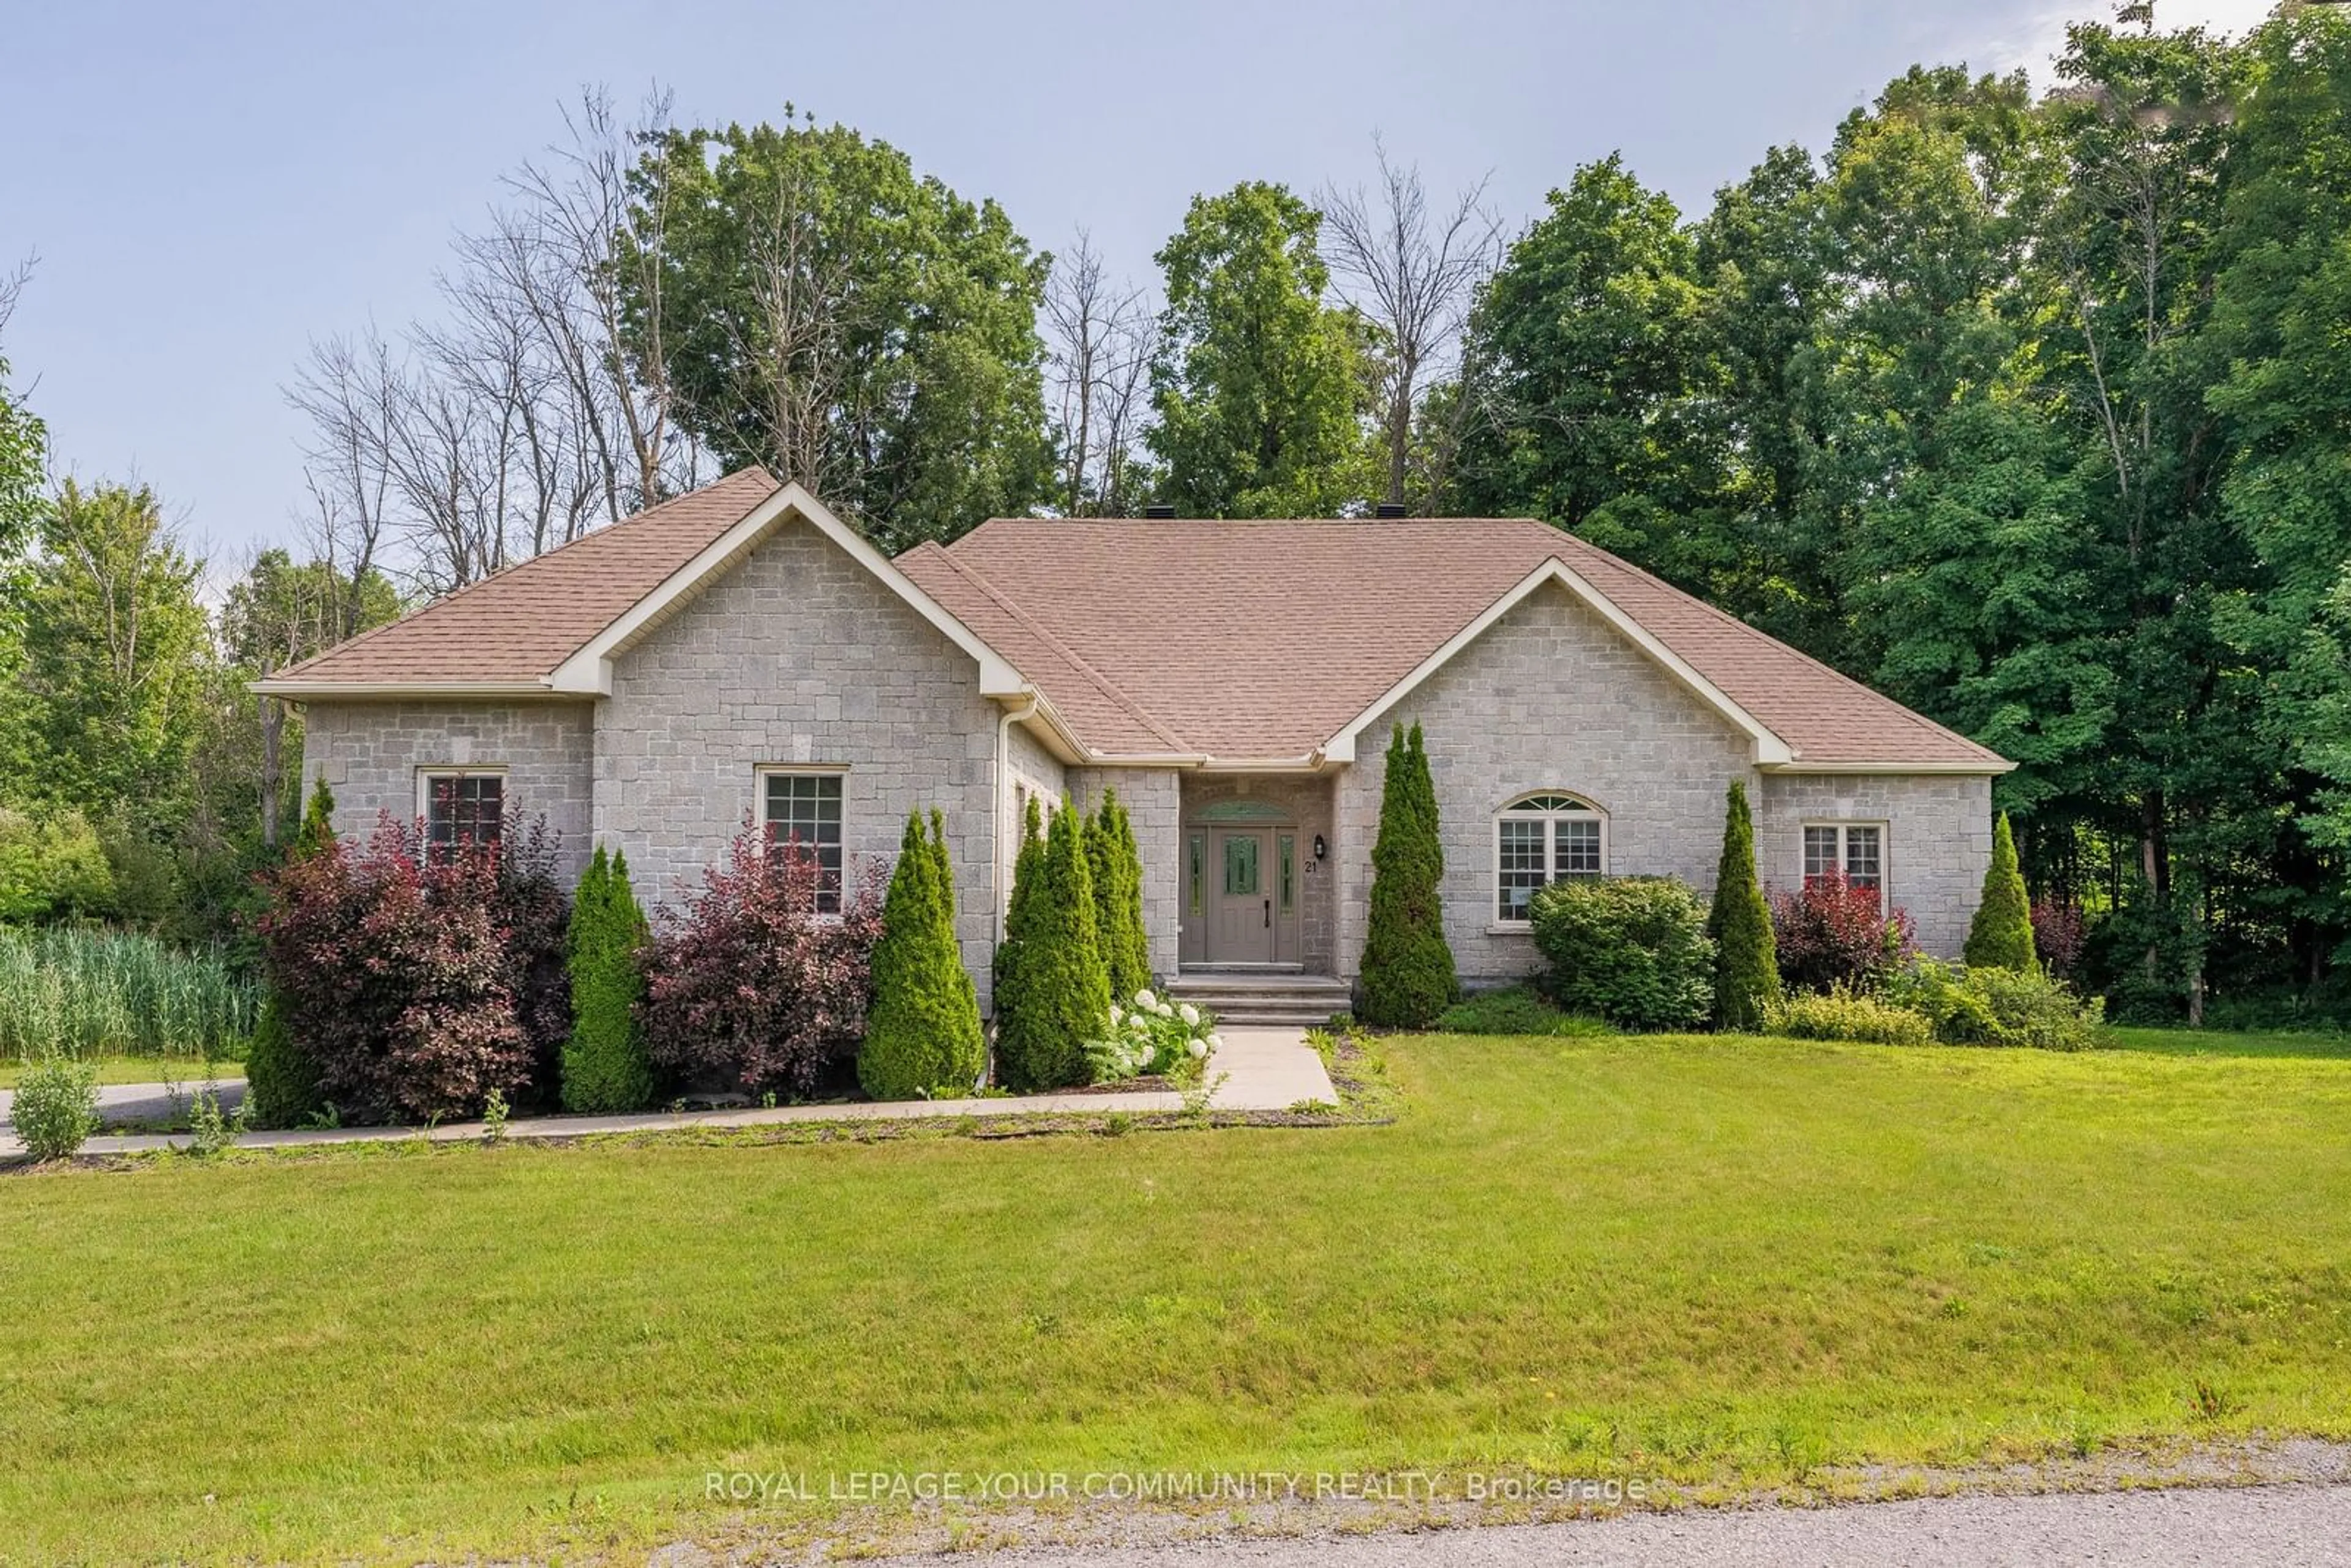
[639,822,881,1101]
[1771,872,1916,994]
[2030,898,2088,977]
[257,812,556,1123]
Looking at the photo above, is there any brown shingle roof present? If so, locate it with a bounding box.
[267,467,781,686]
[905,516,2004,768]
[266,472,2002,771]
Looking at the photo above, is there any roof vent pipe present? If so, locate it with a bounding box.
[1142,504,1177,519]
[1373,502,1409,519]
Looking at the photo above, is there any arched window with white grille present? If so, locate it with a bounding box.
[1493,792,1608,924]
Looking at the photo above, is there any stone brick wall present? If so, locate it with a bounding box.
[1070,767,1182,983]
[1335,581,1759,984]
[298,699,596,880]
[1755,773,1992,957]
[592,516,1007,1007]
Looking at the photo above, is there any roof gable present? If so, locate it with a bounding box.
[259,468,784,693]
[257,471,1026,705]
[548,481,1023,698]
[1324,558,1792,765]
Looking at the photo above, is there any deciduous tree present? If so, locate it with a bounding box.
[1149,182,1373,517]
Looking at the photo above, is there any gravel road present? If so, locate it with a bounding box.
[965,1484,2351,1567]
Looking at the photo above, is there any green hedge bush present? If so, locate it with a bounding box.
[0,807,115,923]
[1530,876,1717,1031]
[1883,957,2104,1051]
[10,1051,99,1160]
[1764,986,1934,1045]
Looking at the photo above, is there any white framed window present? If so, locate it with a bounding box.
[416,768,505,861]
[1802,822,1885,902]
[1493,792,1608,924]
[757,767,846,912]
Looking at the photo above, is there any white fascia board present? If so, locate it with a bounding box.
[1761,758,2017,776]
[1324,559,1796,767]
[547,481,1026,697]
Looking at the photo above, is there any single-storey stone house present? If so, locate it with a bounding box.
[259,468,2010,1015]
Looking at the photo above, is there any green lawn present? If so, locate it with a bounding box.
[6,1031,2349,1564]
[0,1054,245,1089]
[2102,1024,2351,1059]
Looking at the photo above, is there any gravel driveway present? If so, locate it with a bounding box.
[966,1484,2351,1567]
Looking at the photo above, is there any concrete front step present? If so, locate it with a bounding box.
[1166,972,1354,1027]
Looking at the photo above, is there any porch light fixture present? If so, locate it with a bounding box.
[1312,834,1327,861]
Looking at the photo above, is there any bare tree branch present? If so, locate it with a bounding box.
[1320,140,1499,509]
[1043,231,1156,514]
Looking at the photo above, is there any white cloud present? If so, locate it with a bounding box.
[1979,0,2279,83]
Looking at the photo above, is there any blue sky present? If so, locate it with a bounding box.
[0,0,2273,568]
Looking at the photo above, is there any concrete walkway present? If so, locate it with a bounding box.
[0,1027,1338,1158]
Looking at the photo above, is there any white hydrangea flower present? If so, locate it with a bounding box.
[1178,1002,1200,1026]
[1157,1002,1175,1018]
[1109,1003,1124,1026]
[1187,1038,1208,1059]
[1205,1032,1224,1054]
[1134,988,1158,1010]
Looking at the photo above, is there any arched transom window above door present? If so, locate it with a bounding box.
[1494,792,1607,924]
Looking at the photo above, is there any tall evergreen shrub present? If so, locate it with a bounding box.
[860,809,985,1100]
[242,994,321,1130]
[1359,723,1455,1027]
[1708,779,1781,1030]
[561,846,655,1112]
[1088,789,1152,1000]
[295,774,336,854]
[246,773,337,1128]
[993,794,1046,1049]
[1964,811,2037,972]
[995,798,1112,1091]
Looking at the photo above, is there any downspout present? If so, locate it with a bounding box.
[994,692,1040,948]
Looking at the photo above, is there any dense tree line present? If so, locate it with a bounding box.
[9,3,2351,1020]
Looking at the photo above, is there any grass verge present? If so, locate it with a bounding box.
[0,1054,246,1089]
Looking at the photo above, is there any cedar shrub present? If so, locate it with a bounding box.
[1359,722,1456,1027]
[1964,812,2038,972]
[560,846,655,1113]
[293,772,337,857]
[245,772,337,1128]
[1708,779,1781,1030]
[1088,789,1152,1000]
[859,809,984,1100]
[994,797,1111,1092]
[992,793,1046,1059]
[241,992,322,1130]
